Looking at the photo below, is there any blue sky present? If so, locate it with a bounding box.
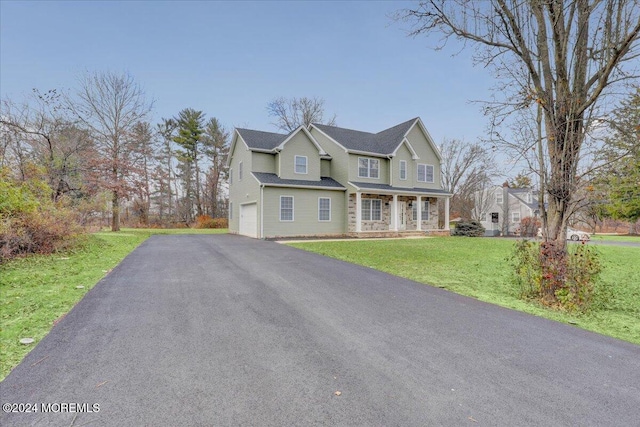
[1,0,496,145]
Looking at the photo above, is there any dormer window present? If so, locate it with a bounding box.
[295,156,307,174]
[358,158,379,179]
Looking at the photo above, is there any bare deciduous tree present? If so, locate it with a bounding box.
[69,71,152,231]
[400,0,640,297]
[1,90,92,200]
[267,96,336,132]
[440,138,498,219]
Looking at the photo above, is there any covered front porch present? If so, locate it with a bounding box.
[347,183,452,236]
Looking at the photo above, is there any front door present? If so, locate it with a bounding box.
[398,201,407,230]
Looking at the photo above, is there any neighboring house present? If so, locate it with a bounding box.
[474,183,540,236]
[227,117,452,238]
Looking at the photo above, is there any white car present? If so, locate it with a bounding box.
[536,227,591,241]
[567,227,590,241]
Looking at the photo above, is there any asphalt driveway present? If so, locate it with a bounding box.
[1,234,639,426]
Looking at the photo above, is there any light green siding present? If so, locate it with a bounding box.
[252,152,275,173]
[391,144,415,188]
[311,127,351,218]
[349,154,389,185]
[228,138,261,235]
[310,128,349,185]
[262,187,346,237]
[321,159,331,177]
[406,125,442,190]
[278,132,321,181]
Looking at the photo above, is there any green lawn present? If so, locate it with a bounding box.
[591,234,640,243]
[289,237,640,345]
[0,228,227,380]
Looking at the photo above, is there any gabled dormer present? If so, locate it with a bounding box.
[274,126,327,181]
[228,126,329,182]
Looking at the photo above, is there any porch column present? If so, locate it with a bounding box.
[444,197,450,230]
[416,195,422,231]
[391,194,398,231]
[356,192,362,232]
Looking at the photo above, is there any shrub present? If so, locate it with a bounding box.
[0,167,82,261]
[509,239,602,312]
[452,220,485,237]
[194,215,228,229]
[520,216,541,237]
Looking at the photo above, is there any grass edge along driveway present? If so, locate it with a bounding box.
[289,237,640,346]
[0,228,226,380]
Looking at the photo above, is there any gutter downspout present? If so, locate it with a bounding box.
[260,184,264,239]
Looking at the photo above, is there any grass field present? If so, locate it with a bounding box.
[290,237,640,346]
[0,228,227,380]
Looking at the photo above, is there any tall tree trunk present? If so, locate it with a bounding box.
[194,154,203,217]
[112,190,120,232]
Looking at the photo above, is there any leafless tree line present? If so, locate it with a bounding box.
[1,71,230,231]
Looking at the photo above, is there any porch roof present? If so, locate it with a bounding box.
[349,181,452,197]
[253,172,346,190]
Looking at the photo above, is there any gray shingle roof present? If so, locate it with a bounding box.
[253,172,346,190]
[508,188,539,210]
[350,182,452,195]
[313,118,418,155]
[236,128,289,151]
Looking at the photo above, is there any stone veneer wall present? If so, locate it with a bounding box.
[348,194,440,232]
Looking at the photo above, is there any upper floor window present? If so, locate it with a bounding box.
[512,211,521,222]
[229,168,233,184]
[526,192,532,203]
[318,197,331,221]
[295,156,307,174]
[358,158,379,179]
[361,199,381,221]
[280,196,294,221]
[399,160,407,180]
[417,164,434,183]
[239,161,243,181]
[496,191,503,204]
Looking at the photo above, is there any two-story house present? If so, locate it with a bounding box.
[474,183,541,236]
[227,117,452,239]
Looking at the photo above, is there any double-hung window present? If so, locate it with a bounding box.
[512,211,521,222]
[318,198,331,221]
[295,156,307,174]
[412,200,430,221]
[399,160,407,180]
[417,164,434,183]
[496,191,503,204]
[280,196,294,221]
[361,199,381,221]
[358,158,379,179]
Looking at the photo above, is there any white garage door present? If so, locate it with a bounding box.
[239,203,258,238]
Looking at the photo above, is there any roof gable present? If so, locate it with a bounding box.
[236,128,289,151]
[311,118,423,157]
[276,126,327,155]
